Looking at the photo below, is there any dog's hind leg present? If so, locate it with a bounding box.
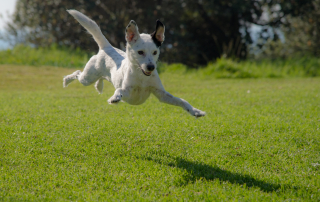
[63,70,81,88]
[95,78,104,94]
[64,55,102,88]
[77,55,106,87]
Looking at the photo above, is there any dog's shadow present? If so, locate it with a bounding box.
[139,152,293,193]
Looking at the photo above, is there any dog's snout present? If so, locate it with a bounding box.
[147,64,155,71]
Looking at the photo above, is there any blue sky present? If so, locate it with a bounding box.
[0,0,17,29]
[0,0,17,49]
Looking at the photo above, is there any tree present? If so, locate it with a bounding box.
[3,0,317,66]
[251,0,320,59]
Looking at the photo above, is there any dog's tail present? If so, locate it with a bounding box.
[67,9,111,50]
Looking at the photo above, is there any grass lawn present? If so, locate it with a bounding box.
[0,64,319,201]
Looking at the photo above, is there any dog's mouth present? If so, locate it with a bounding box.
[134,58,153,76]
[141,69,152,76]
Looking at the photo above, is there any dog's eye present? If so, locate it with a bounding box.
[153,51,157,55]
[138,51,144,55]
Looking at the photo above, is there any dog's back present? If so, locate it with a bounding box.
[67,10,127,85]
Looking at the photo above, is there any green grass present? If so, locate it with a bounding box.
[0,65,319,201]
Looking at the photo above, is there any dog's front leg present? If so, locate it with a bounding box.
[108,88,129,104]
[153,89,206,117]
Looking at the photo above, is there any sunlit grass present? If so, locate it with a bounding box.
[0,65,319,201]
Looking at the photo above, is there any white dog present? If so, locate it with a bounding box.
[63,10,205,117]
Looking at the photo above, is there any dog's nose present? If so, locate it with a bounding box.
[147,64,155,71]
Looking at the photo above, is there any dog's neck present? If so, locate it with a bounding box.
[125,45,141,72]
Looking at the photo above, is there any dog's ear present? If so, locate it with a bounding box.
[151,20,165,47]
[125,20,140,44]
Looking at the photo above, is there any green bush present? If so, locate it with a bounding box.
[200,57,320,78]
[1,45,319,78]
[159,57,320,78]
[0,44,92,68]
[203,59,258,78]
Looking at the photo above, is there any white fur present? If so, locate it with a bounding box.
[63,10,205,117]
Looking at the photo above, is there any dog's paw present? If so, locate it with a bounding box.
[63,77,72,88]
[108,95,121,104]
[188,108,206,118]
[194,109,206,118]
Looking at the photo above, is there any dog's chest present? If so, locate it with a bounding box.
[124,86,153,105]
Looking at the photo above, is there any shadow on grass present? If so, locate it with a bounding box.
[139,152,294,193]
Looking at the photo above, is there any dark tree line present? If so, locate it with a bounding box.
[3,0,317,66]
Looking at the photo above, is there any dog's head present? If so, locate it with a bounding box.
[125,20,165,76]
